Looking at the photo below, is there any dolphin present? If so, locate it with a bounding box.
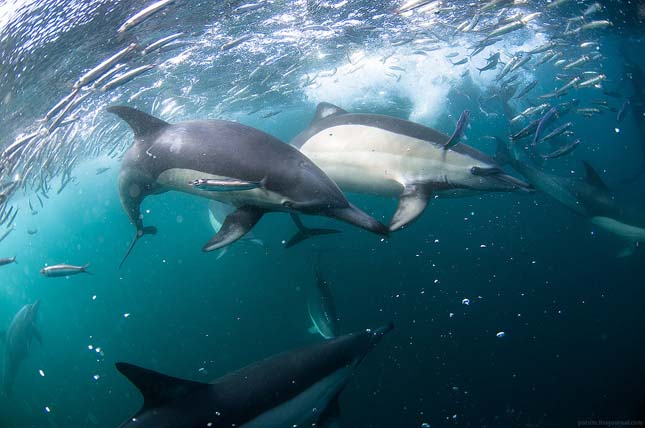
[108,106,388,267]
[207,200,264,260]
[497,140,645,256]
[291,102,531,231]
[115,324,393,428]
[1,300,41,396]
[308,255,340,339]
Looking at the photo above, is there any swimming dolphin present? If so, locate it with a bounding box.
[308,255,340,339]
[108,106,388,267]
[497,140,645,256]
[1,300,41,396]
[208,200,264,260]
[115,324,393,428]
[291,102,531,231]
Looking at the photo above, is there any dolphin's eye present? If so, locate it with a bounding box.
[282,201,293,208]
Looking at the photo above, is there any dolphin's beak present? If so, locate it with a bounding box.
[32,299,40,314]
[369,322,394,347]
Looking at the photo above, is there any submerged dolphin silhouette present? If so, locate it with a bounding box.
[1,300,41,396]
[115,324,393,428]
[109,106,388,267]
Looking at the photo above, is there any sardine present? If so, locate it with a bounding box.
[540,122,572,142]
[117,0,174,33]
[445,110,470,148]
[100,65,155,92]
[220,35,252,51]
[189,178,264,192]
[73,44,137,88]
[541,139,580,159]
[40,263,91,277]
[533,107,558,145]
[142,32,183,55]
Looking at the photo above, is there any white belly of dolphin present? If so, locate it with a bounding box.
[240,366,350,428]
[157,168,288,210]
[299,124,486,196]
[591,216,645,241]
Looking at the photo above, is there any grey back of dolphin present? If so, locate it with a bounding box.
[115,324,393,428]
[108,106,388,267]
[292,102,531,232]
[2,300,41,396]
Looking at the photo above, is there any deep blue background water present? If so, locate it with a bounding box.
[1,1,645,427]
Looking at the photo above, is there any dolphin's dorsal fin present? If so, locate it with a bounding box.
[582,161,610,192]
[116,363,206,408]
[107,106,170,138]
[310,102,347,125]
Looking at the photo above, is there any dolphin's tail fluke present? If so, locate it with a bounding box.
[119,226,157,269]
[326,203,389,237]
[285,214,340,248]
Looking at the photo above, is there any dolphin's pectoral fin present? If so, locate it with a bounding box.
[31,325,42,345]
[285,214,341,248]
[115,362,207,410]
[318,395,342,428]
[308,325,320,335]
[203,206,264,252]
[389,185,431,232]
[119,226,157,269]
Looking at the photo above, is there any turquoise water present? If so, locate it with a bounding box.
[1,1,645,427]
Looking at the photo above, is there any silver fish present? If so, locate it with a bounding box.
[142,32,183,55]
[117,0,174,33]
[0,256,16,266]
[189,178,264,192]
[73,44,137,88]
[220,35,252,51]
[445,110,470,148]
[541,139,580,159]
[533,107,558,145]
[40,263,91,277]
[100,65,155,92]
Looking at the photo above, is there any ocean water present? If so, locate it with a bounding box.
[1,1,644,427]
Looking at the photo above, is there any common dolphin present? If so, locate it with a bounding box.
[208,200,264,260]
[108,106,388,267]
[115,324,393,428]
[291,102,531,231]
[1,300,41,396]
[497,140,645,256]
[308,255,340,339]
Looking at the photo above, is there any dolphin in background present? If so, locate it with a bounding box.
[115,324,393,428]
[307,254,340,339]
[1,300,42,396]
[497,140,645,256]
[291,102,531,232]
[208,200,264,260]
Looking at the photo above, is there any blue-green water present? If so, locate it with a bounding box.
[1,1,644,427]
